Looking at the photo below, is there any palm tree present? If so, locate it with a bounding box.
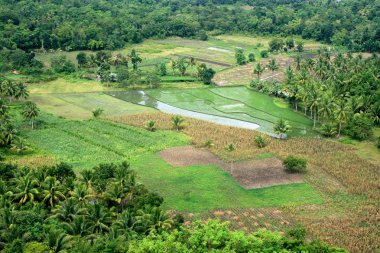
[69,184,92,206]
[0,99,8,117]
[41,176,66,208]
[146,120,155,132]
[12,174,39,205]
[86,203,114,234]
[171,115,184,131]
[50,198,81,222]
[273,119,291,139]
[168,59,177,75]
[334,99,351,137]
[267,59,279,81]
[22,101,39,129]
[46,229,72,253]
[147,207,173,232]
[253,62,265,80]
[1,80,17,102]
[63,214,90,236]
[14,82,29,100]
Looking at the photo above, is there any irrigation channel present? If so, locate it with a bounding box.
[106,90,261,131]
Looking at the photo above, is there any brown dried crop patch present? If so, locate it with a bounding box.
[159,146,302,188]
[285,200,380,253]
[9,155,56,168]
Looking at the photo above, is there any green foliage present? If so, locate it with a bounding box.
[286,38,295,49]
[320,123,337,137]
[376,137,380,149]
[296,41,304,52]
[92,108,104,118]
[51,56,76,74]
[260,50,269,58]
[235,48,246,65]
[254,135,268,148]
[156,62,167,76]
[273,118,291,138]
[197,64,215,84]
[76,52,87,68]
[345,113,373,140]
[146,120,155,132]
[172,115,184,131]
[248,52,256,62]
[23,101,39,129]
[269,38,284,52]
[283,156,308,173]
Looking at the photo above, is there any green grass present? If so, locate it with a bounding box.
[145,86,314,136]
[30,92,155,119]
[20,112,323,211]
[133,153,324,212]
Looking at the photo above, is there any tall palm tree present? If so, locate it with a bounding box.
[63,214,90,236]
[267,59,279,81]
[22,101,39,129]
[334,99,351,137]
[50,198,81,222]
[253,62,265,80]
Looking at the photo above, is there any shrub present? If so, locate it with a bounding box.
[254,135,267,148]
[92,108,104,118]
[204,139,214,148]
[248,52,256,62]
[51,55,76,73]
[283,156,307,173]
[146,120,156,131]
[320,123,337,137]
[376,137,380,149]
[345,113,373,140]
[260,50,269,58]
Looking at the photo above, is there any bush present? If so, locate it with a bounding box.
[254,135,267,148]
[283,156,307,173]
[260,50,269,58]
[248,52,256,62]
[92,108,104,118]
[51,56,76,73]
[376,137,380,149]
[345,113,373,140]
[146,120,156,131]
[320,123,337,137]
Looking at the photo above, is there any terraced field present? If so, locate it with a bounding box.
[107,86,314,136]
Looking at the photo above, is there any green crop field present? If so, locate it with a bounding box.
[20,112,323,212]
[107,86,314,136]
[30,92,156,119]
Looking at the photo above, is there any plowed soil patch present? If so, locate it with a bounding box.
[159,146,303,189]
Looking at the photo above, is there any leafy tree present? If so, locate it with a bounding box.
[22,102,39,129]
[76,52,87,68]
[129,50,142,71]
[51,56,76,73]
[177,58,187,76]
[286,38,295,49]
[156,63,167,76]
[296,41,304,52]
[269,38,284,52]
[345,113,373,140]
[146,71,160,89]
[235,48,246,65]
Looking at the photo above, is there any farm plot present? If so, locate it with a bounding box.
[22,113,323,212]
[30,92,155,119]
[144,87,314,136]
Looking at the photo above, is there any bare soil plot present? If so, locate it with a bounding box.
[159,146,303,189]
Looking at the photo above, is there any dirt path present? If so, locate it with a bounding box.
[159,146,303,189]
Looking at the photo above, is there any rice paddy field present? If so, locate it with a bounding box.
[106,86,315,136]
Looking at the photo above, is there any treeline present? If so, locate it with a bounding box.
[0,0,379,52]
[251,49,380,140]
[0,161,347,252]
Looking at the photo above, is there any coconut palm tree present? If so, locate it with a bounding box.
[334,99,351,137]
[50,198,82,222]
[41,176,66,208]
[267,59,279,81]
[22,101,39,129]
[86,203,114,234]
[12,174,39,205]
[171,115,184,131]
[14,82,29,100]
[273,119,291,139]
[46,229,72,253]
[253,62,265,80]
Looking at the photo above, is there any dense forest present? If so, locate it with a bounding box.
[0,0,379,52]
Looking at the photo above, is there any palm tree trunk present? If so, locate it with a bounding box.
[295,100,298,111]
[338,122,342,137]
[313,111,316,128]
[31,120,34,129]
